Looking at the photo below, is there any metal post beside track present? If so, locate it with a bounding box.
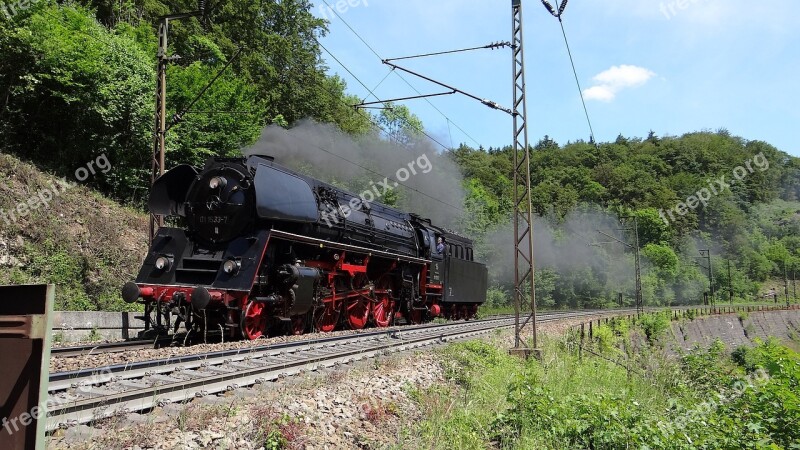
[509,0,541,361]
[0,285,54,450]
[149,4,206,244]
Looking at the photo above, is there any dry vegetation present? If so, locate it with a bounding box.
[0,153,148,311]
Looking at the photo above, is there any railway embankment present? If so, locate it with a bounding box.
[46,311,624,449]
[670,307,800,351]
[403,308,800,449]
[45,308,800,448]
[0,153,147,312]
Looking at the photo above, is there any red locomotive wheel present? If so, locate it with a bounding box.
[409,308,424,324]
[346,298,370,329]
[242,301,267,340]
[372,297,394,327]
[372,277,395,328]
[315,303,340,333]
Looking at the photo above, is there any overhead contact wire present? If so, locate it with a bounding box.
[558,18,596,144]
[317,41,452,152]
[319,0,482,148]
[541,0,596,144]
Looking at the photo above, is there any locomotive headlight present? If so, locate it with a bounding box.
[209,176,228,190]
[223,259,241,275]
[154,255,173,271]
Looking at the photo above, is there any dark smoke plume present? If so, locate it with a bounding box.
[243,120,466,229]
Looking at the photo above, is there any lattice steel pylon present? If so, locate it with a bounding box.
[511,0,538,355]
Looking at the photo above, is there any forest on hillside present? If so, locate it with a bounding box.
[2,1,800,310]
[456,133,800,308]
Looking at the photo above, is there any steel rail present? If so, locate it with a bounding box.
[48,310,610,383]
[51,339,167,358]
[46,309,628,431]
[46,310,586,363]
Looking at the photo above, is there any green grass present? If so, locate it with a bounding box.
[408,338,684,449]
[408,332,800,449]
[476,306,516,317]
[408,339,524,449]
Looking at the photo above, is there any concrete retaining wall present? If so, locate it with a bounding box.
[52,311,145,342]
[671,309,800,352]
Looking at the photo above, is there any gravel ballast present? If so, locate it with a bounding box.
[46,313,620,449]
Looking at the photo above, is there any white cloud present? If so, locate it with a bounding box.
[583,86,616,102]
[583,65,656,102]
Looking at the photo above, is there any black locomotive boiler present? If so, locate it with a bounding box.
[123,155,488,340]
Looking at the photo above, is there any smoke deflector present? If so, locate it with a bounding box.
[149,165,199,217]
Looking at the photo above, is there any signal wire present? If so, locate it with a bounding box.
[384,41,511,62]
[319,0,482,148]
[317,41,451,152]
[298,43,470,215]
[540,0,596,144]
[360,68,395,105]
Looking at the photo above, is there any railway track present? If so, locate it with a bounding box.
[50,339,168,358]
[47,310,582,359]
[46,309,626,431]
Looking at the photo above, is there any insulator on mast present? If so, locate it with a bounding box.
[558,0,569,16]
[540,0,557,17]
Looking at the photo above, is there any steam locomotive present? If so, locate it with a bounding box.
[122,155,487,340]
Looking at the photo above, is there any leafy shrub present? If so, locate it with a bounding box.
[680,339,734,390]
[593,324,617,353]
[484,286,510,308]
[415,336,800,450]
[725,339,800,447]
[609,317,631,337]
[493,339,800,449]
[637,312,671,341]
[493,383,654,449]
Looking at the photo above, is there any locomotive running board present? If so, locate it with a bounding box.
[268,229,430,265]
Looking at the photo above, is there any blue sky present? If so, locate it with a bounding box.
[313,0,800,156]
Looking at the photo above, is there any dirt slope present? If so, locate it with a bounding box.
[0,153,148,311]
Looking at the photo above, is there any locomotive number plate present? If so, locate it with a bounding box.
[199,215,230,224]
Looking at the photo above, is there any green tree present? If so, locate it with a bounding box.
[377,103,424,145]
[165,61,266,168]
[0,4,154,200]
[643,243,678,278]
